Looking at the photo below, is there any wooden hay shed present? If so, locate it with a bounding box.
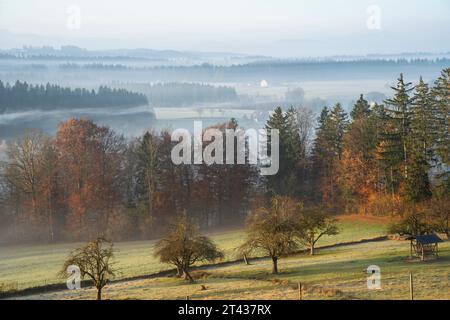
[408,234,443,261]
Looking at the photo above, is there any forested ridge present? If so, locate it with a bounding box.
[0,80,148,113]
[0,80,237,111]
[57,58,450,71]
[54,58,450,80]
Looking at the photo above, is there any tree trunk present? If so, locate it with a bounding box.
[271,256,278,274]
[176,266,183,277]
[243,254,250,265]
[183,269,194,283]
[390,168,395,200]
[403,139,408,179]
[310,236,316,255]
[445,217,449,239]
[96,287,102,300]
[48,194,54,242]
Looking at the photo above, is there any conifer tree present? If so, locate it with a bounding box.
[286,106,302,160]
[378,73,414,190]
[410,77,436,161]
[265,107,297,196]
[431,68,450,192]
[351,94,371,120]
[329,103,349,160]
[401,77,434,201]
[432,70,450,163]
[312,104,348,208]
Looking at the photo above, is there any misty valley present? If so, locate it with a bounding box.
[0,1,449,305]
[1,48,448,143]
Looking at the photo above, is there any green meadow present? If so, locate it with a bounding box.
[0,217,386,291]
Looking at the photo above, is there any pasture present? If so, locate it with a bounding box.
[15,239,450,300]
[0,217,387,291]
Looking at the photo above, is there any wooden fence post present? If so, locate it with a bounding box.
[298,282,302,300]
[409,273,414,301]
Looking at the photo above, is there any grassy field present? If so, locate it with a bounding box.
[0,217,387,291]
[16,239,450,300]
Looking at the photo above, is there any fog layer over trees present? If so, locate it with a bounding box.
[0,69,448,244]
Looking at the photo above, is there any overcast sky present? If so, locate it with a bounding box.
[0,0,449,57]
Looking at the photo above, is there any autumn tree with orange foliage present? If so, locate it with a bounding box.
[55,118,125,240]
[339,96,380,213]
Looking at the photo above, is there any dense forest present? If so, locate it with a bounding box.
[0,80,237,112]
[0,68,448,243]
[0,118,259,242]
[0,81,148,113]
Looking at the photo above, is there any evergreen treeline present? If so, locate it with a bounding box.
[58,58,450,71]
[0,80,148,113]
[54,59,450,82]
[311,69,449,212]
[259,69,449,217]
[60,63,130,70]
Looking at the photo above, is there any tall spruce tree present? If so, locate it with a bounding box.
[329,103,349,160]
[136,131,159,220]
[372,103,397,196]
[351,94,371,120]
[265,107,298,196]
[405,77,434,202]
[286,106,302,161]
[312,104,348,208]
[410,77,436,161]
[432,68,450,193]
[378,74,414,194]
[432,69,450,164]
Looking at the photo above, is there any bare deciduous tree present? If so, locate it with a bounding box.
[240,196,300,274]
[154,214,223,282]
[61,238,116,300]
[295,207,339,255]
[4,130,46,220]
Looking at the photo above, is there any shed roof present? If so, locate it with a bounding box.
[415,234,443,244]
